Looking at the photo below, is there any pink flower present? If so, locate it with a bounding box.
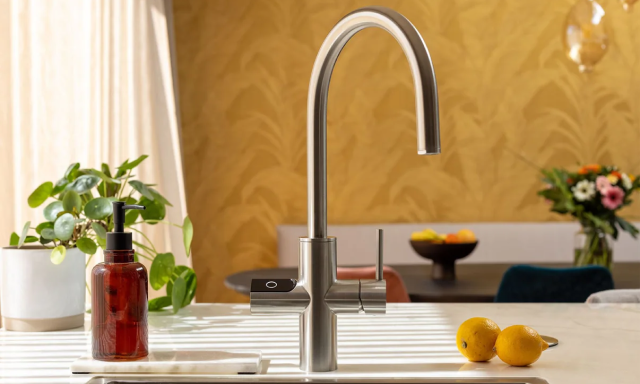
[601,186,625,210]
[596,176,611,192]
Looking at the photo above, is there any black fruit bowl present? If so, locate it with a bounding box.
[409,240,478,280]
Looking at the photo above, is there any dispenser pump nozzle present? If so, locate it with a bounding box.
[107,202,145,250]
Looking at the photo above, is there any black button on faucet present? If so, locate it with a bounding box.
[251,279,297,293]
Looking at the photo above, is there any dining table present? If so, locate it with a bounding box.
[224,262,640,302]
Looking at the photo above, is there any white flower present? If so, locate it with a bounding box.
[621,173,632,190]
[572,180,596,201]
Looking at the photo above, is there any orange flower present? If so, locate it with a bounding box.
[630,174,636,182]
[578,164,601,175]
[610,171,622,179]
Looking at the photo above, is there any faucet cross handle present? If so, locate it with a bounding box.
[249,279,310,314]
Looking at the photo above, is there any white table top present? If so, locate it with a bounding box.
[1,303,639,384]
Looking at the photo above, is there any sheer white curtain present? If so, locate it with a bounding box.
[0,0,189,299]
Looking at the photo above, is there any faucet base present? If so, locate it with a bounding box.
[299,309,337,372]
[298,237,339,372]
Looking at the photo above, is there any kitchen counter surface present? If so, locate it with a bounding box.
[0,303,638,383]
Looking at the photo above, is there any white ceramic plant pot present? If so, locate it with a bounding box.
[1,246,85,331]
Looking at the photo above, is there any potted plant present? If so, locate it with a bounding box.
[2,156,195,331]
[538,164,639,269]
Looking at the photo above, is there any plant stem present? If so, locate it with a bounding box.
[128,227,157,253]
[135,251,154,261]
[86,252,95,267]
[117,170,132,199]
[131,220,183,229]
[132,240,156,255]
[85,281,91,296]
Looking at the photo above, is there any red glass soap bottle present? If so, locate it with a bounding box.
[92,202,148,361]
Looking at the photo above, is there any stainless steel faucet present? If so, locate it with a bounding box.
[250,6,440,373]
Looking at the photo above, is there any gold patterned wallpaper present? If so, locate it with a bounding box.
[173,0,640,303]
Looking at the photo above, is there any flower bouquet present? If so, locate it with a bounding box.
[538,164,639,268]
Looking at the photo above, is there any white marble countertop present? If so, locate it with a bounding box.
[1,303,639,383]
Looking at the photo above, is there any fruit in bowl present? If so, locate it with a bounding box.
[411,228,476,244]
[410,228,478,280]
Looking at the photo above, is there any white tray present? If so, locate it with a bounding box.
[71,350,262,375]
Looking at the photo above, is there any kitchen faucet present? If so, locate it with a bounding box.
[250,6,440,372]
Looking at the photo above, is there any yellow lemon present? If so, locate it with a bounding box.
[411,231,428,241]
[495,325,549,367]
[457,229,476,243]
[411,228,438,241]
[456,317,501,362]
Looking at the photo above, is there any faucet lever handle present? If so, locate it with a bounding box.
[359,228,386,314]
[376,229,383,281]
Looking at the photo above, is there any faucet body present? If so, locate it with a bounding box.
[250,6,440,372]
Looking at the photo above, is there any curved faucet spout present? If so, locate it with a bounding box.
[307,6,441,239]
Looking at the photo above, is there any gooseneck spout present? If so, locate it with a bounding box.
[308,6,440,238]
[250,6,440,373]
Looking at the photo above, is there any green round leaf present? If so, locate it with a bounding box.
[50,245,66,265]
[63,163,80,181]
[165,265,188,296]
[118,155,148,172]
[139,196,165,223]
[24,236,38,244]
[91,222,107,239]
[129,180,154,201]
[148,296,172,311]
[76,237,97,255]
[44,201,64,222]
[35,222,54,235]
[171,276,187,314]
[101,163,112,178]
[65,175,100,194]
[149,188,172,207]
[51,178,68,196]
[28,182,53,208]
[97,181,120,198]
[54,213,76,241]
[96,236,106,250]
[9,232,19,246]
[115,159,129,178]
[125,209,140,225]
[62,190,82,214]
[182,216,193,256]
[39,236,52,245]
[181,268,197,307]
[88,169,121,185]
[149,252,175,290]
[165,266,196,308]
[41,228,56,240]
[17,221,31,248]
[84,197,113,219]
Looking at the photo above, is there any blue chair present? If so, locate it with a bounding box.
[495,265,614,303]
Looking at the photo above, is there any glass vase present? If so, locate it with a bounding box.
[574,225,612,269]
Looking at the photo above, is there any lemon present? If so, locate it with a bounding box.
[411,228,439,241]
[411,231,428,241]
[495,325,549,366]
[456,317,501,362]
[457,229,476,243]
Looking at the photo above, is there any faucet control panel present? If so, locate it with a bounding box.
[251,279,297,293]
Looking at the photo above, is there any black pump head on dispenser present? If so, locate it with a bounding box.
[106,202,145,251]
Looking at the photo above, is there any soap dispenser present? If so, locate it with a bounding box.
[91,202,148,361]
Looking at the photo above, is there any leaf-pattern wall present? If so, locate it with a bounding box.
[173,0,640,303]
